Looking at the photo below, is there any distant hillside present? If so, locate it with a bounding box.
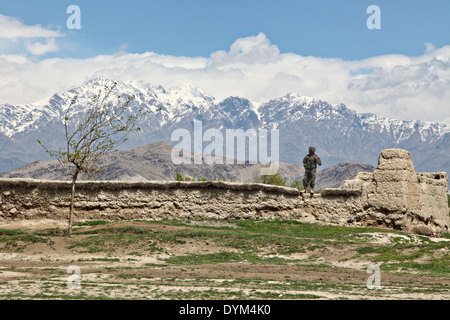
[1,141,375,190]
[317,162,375,188]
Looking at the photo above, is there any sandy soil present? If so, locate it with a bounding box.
[0,219,448,300]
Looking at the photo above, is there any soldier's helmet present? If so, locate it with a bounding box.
[309,146,316,153]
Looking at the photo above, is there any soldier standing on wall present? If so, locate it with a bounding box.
[302,146,322,197]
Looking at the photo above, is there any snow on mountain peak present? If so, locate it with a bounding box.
[167,83,215,103]
[0,79,448,147]
[360,112,449,143]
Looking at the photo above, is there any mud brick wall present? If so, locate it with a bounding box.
[0,179,361,224]
[341,149,449,236]
[0,149,448,236]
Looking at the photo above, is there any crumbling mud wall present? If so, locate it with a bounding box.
[340,149,449,236]
[0,179,362,225]
[0,149,448,236]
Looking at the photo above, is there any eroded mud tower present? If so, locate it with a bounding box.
[341,149,449,236]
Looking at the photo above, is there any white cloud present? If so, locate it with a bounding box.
[345,56,450,123]
[1,32,449,126]
[210,32,280,66]
[425,42,436,53]
[0,14,62,39]
[26,38,59,56]
[0,14,62,56]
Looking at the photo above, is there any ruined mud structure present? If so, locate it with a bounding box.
[0,149,448,236]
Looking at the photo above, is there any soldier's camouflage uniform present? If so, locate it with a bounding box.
[303,147,322,192]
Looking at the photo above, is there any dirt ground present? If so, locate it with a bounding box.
[0,219,449,300]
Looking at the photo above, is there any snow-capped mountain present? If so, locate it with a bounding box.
[256,93,449,173]
[0,78,449,175]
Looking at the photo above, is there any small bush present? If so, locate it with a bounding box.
[175,173,208,182]
[290,179,304,190]
[258,171,286,186]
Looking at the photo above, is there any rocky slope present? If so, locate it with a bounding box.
[314,162,375,189]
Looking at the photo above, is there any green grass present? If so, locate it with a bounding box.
[0,229,49,252]
[74,220,111,227]
[1,218,448,279]
[164,251,290,265]
[383,258,449,276]
[64,219,449,273]
[229,219,382,240]
[67,225,185,253]
[1,218,449,300]
[77,258,121,262]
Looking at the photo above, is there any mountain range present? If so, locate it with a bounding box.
[0,78,448,176]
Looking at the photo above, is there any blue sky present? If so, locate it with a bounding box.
[2,0,450,59]
[1,1,450,125]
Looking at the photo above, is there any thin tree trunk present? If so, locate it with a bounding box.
[68,172,79,235]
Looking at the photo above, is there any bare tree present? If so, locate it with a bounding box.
[38,82,159,234]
